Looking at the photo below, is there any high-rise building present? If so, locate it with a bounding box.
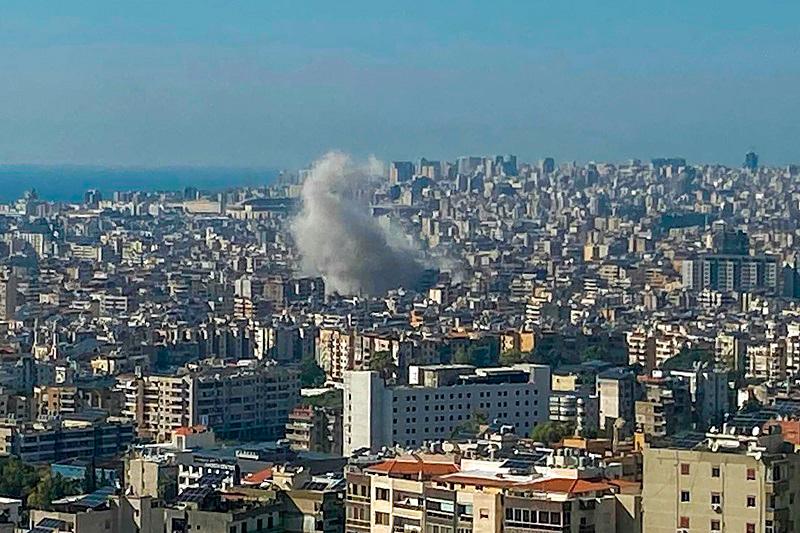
[643,426,800,533]
[84,189,103,207]
[118,361,299,442]
[389,161,414,184]
[0,274,17,321]
[681,254,778,294]
[343,364,551,455]
[744,151,759,171]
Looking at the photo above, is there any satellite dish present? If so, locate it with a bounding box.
[752,426,761,437]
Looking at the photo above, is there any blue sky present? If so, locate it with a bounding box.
[0,1,798,167]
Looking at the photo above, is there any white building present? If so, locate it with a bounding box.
[343,364,551,455]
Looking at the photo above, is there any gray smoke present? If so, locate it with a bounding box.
[292,151,427,295]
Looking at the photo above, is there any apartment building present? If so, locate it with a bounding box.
[682,254,778,294]
[343,364,551,455]
[747,341,787,382]
[715,332,747,373]
[0,415,134,462]
[118,361,299,442]
[285,404,342,455]
[634,378,691,438]
[626,328,655,370]
[345,452,641,533]
[643,426,800,533]
[596,369,636,436]
[317,328,354,383]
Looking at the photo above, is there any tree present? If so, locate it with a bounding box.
[530,421,576,444]
[499,349,532,366]
[452,343,498,367]
[82,460,97,493]
[0,457,39,499]
[369,350,397,381]
[451,410,489,439]
[662,348,714,371]
[299,354,326,388]
[304,389,343,410]
[27,472,80,511]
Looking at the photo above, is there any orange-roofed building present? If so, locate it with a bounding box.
[366,455,460,480]
[346,452,642,533]
[171,424,216,450]
[242,468,273,486]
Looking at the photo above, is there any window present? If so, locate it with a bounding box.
[711,492,721,505]
[679,516,689,528]
[376,488,389,501]
[375,512,390,526]
[680,491,690,502]
[710,519,720,531]
[747,524,756,533]
[747,495,756,508]
[711,466,720,477]
[747,468,756,480]
[680,463,690,475]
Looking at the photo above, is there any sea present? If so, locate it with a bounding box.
[0,165,279,203]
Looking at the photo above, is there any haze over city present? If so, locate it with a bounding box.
[1,1,799,168]
[1,4,800,533]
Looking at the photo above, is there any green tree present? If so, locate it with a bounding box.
[299,354,326,388]
[451,410,489,438]
[304,389,344,410]
[27,472,80,511]
[530,421,576,444]
[0,457,39,499]
[369,350,397,381]
[82,460,97,494]
[452,342,499,367]
[499,349,532,366]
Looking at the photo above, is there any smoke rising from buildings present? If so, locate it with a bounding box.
[291,151,427,295]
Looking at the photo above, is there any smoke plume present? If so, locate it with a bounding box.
[291,151,427,295]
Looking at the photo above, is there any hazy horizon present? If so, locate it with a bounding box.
[1,1,798,168]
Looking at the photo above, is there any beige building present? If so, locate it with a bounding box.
[118,361,298,442]
[317,328,354,383]
[643,426,800,533]
[626,328,655,370]
[346,453,641,533]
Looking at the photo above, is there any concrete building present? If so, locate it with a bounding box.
[626,329,655,370]
[682,254,779,294]
[0,416,134,462]
[643,426,800,533]
[119,361,299,442]
[285,405,342,455]
[0,274,16,321]
[343,364,551,455]
[346,452,640,533]
[597,369,636,437]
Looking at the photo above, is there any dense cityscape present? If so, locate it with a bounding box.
[0,151,797,532]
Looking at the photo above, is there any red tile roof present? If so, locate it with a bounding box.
[515,477,613,495]
[242,468,273,485]
[366,457,460,478]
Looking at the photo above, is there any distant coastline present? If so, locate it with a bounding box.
[0,165,279,202]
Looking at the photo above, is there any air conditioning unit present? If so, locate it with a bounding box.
[712,504,722,513]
